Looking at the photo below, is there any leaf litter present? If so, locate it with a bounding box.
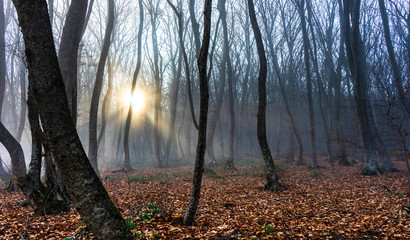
[0,157,409,239]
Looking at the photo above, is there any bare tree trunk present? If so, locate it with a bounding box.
[0,0,4,115]
[188,0,201,56]
[183,0,212,226]
[378,0,410,116]
[12,0,133,238]
[149,2,165,168]
[343,0,381,175]
[206,74,225,166]
[124,0,143,172]
[15,59,26,143]
[165,0,183,164]
[0,0,26,190]
[16,82,69,216]
[306,1,334,166]
[186,0,200,130]
[248,0,280,191]
[0,122,26,190]
[336,0,350,166]
[47,0,53,23]
[88,0,114,174]
[298,0,317,168]
[97,55,113,152]
[261,13,304,165]
[58,0,88,125]
[218,0,235,169]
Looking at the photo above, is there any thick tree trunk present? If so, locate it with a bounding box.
[16,82,69,216]
[343,0,383,175]
[248,0,280,191]
[88,0,114,174]
[183,0,212,226]
[12,0,133,238]
[124,0,143,172]
[58,0,88,125]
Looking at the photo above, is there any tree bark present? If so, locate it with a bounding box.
[378,0,410,116]
[165,0,183,165]
[88,0,115,174]
[218,0,236,170]
[262,10,303,165]
[0,0,26,189]
[12,0,133,238]
[343,0,381,175]
[336,0,350,166]
[149,2,165,168]
[16,82,69,216]
[58,0,88,125]
[0,122,26,190]
[15,59,26,143]
[298,0,317,168]
[248,0,280,191]
[97,55,113,152]
[183,0,212,226]
[123,0,143,172]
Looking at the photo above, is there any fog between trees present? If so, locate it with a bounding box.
[1,0,409,179]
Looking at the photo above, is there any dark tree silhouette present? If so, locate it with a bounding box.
[11,0,133,238]
[183,0,212,226]
[248,0,280,191]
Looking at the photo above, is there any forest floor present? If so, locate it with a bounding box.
[0,156,409,239]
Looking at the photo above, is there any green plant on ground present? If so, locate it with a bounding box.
[104,175,116,181]
[125,216,138,230]
[139,204,163,223]
[128,175,150,183]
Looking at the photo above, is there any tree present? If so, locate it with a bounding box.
[342,0,394,175]
[164,0,183,165]
[218,0,236,169]
[378,0,410,116]
[148,0,165,168]
[296,0,317,168]
[248,0,280,191]
[11,0,133,238]
[0,121,26,190]
[0,0,26,189]
[58,0,88,125]
[88,0,115,174]
[183,0,212,226]
[16,82,69,216]
[124,0,144,172]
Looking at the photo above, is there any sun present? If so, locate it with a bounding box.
[122,88,146,113]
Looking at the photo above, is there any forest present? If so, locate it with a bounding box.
[0,0,409,239]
